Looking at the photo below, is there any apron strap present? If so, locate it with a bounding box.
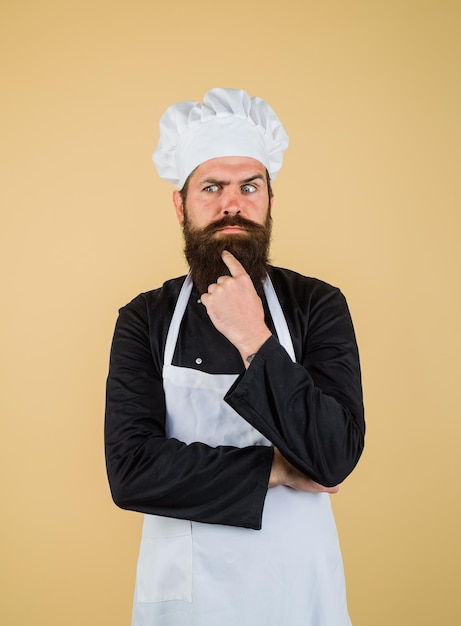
[262,275,296,362]
[163,274,193,366]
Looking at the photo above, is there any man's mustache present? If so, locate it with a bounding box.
[201,215,267,236]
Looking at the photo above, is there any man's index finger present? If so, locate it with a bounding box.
[221,250,246,277]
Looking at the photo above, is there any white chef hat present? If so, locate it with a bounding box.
[152,87,289,189]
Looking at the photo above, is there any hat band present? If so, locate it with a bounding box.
[177,117,269,188]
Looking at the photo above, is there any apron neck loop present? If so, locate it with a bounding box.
[164,272,296,367]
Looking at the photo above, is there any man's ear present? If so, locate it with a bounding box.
[173,190,185,226]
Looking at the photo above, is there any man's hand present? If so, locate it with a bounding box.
[269,448,340,494]
[200,251,272,366]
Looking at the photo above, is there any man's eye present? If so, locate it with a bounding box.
[241,184,257,193]
[203,184,219,193]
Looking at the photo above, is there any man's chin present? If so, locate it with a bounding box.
[183,216,271,293]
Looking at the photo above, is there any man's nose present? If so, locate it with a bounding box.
[222,189,241,215]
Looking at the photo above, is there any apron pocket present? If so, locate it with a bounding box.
[134,515,192,604]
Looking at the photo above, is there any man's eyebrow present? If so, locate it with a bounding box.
[241,174,266,184]
[199,177,230,186]
[198,174,265,186]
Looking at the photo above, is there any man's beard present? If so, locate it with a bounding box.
[182,211,272,295]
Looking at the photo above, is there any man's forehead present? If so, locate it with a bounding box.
[191,156,267,183]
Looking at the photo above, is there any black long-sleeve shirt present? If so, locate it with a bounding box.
[105,266,365,530]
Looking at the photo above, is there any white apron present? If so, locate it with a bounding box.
[132,275,351,626]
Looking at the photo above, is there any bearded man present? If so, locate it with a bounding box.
[105,88,365,626]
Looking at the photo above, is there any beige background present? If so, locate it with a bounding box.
[1,1,460,624]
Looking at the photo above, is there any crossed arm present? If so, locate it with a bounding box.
[105,255,364,528]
